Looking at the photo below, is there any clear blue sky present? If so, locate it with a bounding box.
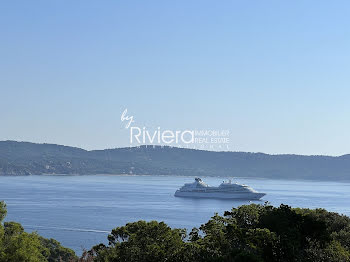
[1,1,349,155]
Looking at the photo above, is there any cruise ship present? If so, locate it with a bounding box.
[174,178,266,200]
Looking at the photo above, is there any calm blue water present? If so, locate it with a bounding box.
[0,175,349,255]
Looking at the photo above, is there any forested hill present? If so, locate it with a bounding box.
[0,141,350,181]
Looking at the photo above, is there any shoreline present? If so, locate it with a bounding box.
[1,173,350,183]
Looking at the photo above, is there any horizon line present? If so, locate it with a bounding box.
[1,140,349,158]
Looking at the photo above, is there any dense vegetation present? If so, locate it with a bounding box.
[0,201,76,262]
[1,199,350,261]
[1,141,350,180]
[84,203,350,262]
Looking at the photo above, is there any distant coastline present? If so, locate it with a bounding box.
[1,140,350,181]
[4,173,350,184]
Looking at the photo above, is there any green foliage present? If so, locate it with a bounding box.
[92,221,187,262]
[0,201,77,262]
[0,201,6,223]
[39,237,77,262]
[91,204,350,262]
[2,199,350,262]
[1,222,47,262]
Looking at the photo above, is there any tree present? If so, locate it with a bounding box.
[0,201,77,262]
[1,222,47,262]
[92,220,187,262]
[0,201,6,223]
[91,203,350,262]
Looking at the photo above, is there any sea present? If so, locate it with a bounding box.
[0,175,349,255]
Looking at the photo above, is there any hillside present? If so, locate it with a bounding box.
[0,141,350,181]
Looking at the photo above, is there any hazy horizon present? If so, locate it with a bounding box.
[1,1,350,155]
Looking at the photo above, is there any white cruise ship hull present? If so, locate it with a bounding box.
[174,190,266,200]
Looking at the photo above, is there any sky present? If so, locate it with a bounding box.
[1,1,350,155]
